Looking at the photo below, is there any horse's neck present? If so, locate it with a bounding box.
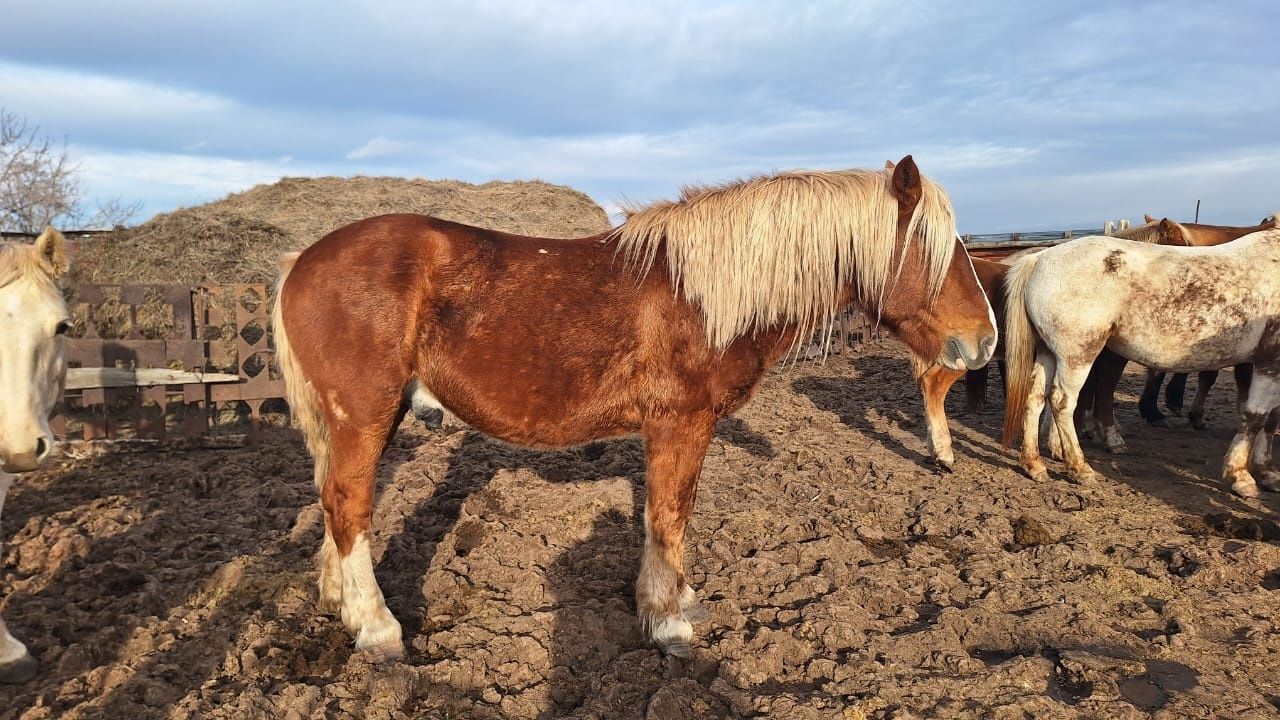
[1185,224,1263,246]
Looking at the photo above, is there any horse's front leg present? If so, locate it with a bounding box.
[963,365,988,412]
[637,413,715,657]
[922,366,962,471]
[0,472,37,684]
[1224,371,1280,498]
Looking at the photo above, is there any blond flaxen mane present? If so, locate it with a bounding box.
[1113,220,1186,246]
[613,168,957,349]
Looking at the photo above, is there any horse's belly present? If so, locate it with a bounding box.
[1107,322,1261,372]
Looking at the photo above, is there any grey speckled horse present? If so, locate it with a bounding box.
[1001,229,1280,499]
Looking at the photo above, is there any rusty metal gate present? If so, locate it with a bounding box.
[55,284,287,444]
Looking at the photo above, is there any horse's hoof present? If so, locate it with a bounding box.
[659,640,693,658]
[1167,407,1184,418]
[1257,472,1280,494]
[1027,468,1051,483]
[1190,419,1208,431]
[933,457,955,474]
[1104,442,1126,455]
[0,653,38,684]
[353,611,405,662]
[415,407,444,430]
[1068,469,1097,485]
[1230,478,1260,499]
[648,616,694,657]
[356,638,406,663]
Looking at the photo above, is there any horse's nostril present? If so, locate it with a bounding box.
[35,437,49,461]
[982,334,997,350]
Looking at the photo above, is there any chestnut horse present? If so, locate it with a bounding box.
[915,256,1008,469]
[272,157,996,659]
[1002,229,1280,498]
[0,229,70,684]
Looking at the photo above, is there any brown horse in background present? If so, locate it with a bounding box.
[272,157,996,660]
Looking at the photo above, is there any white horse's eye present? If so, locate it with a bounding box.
[54,320,70,336]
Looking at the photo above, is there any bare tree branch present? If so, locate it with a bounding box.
[0,108,139,232]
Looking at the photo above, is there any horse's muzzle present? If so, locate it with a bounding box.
[940,333,996,371]
[0,436,53,473]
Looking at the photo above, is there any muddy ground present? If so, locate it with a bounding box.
[3,338,1279,719]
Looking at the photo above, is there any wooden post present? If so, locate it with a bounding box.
[1194,199,1201,223]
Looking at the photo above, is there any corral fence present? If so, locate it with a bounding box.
[55,283,287,445]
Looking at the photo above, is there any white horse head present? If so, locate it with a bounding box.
[0,228,70,473]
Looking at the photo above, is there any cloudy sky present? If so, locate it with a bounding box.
[2,0,1276,232]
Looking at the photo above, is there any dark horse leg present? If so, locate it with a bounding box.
[1165,373,1189,417]
[1089,349,1129,453]
[964,365,988,412]
[637,413,716,656]
[1187,370,1219,430]
[1140,370,1171,427]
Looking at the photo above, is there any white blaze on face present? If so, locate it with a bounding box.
[0,277,68,470]
[959,237,998,350]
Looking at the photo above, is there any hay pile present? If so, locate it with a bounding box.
[70,176,611,285]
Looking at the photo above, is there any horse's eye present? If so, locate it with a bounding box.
[54,321,70,336]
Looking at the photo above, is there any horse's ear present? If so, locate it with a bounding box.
[34,227,69,278]
[884,160,895,170]
[889,155,921,207]
[1157,218,1188,245]
[1144,213,1157,224]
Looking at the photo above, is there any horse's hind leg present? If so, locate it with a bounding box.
[1049,360,1098,483]
[320,401,406,660]
[638,413,715,657]
[0,472,37,684]
[1140,370,1170,426]
[1021,351,1054,482]
[1223,370,1280,498]
[922,366,962,471]
[1187,370,1219,430]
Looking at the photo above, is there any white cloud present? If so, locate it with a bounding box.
[0,61,230,124]
[72,147,323,213]
[344,135,419,160]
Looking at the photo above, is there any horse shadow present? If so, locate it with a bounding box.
[0,427,407,718]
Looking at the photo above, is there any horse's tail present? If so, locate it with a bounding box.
[271,251,330,491]
[1000,251,1043,447]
